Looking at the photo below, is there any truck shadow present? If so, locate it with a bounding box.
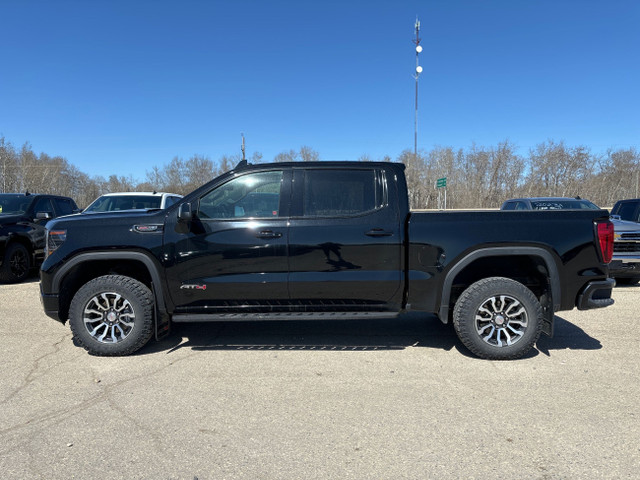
[142,313,601,358]
[535,315,602,356]
[157,313,456,354]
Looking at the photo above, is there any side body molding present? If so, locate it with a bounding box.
[437,246,561,323]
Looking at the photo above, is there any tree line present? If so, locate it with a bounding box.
[0,136,638,209]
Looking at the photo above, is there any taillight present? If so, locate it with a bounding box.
[596,220,614,264]
[46,229,67,257]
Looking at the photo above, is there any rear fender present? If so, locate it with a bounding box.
[438,247,561,337]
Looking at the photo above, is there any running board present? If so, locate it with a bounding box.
[172,311,398,322]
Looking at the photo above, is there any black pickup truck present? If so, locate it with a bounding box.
[1,193,79,283]
[40,161,615,359]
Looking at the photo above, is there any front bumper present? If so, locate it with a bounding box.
[40,284,63,322]
[609,258,640,279]
[577,278,615,310]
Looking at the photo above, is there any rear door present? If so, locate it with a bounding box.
[287,166,403,310]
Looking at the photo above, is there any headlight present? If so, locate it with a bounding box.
[46,229,67,257]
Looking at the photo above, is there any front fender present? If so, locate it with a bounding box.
[50,250,168,316]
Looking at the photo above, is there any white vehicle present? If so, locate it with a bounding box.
[82,192,183,213]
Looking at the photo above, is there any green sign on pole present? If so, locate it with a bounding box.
[436,177,447,188]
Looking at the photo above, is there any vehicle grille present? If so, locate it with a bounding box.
[614,241,640,254]
[619,232,640,240]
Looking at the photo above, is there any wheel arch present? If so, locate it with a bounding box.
[4,233,35,257]
[438,247,561,329]
[52,251,167,324]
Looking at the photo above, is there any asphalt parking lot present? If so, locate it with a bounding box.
[1,279,639,479]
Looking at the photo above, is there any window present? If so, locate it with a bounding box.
[303,169,382,217]
[617,203,638,222]
[53,198,74,216]
[32,197,54,216]
[198,171,283,219]
[530,200,599,210]
[165,196,181,208]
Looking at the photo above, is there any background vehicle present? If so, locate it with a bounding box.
[82,192,182,213]
[0,193,78,283]
[501,197,599,210]
[610,198,640,223]
[502,196,640,285]
[41,162,614,360]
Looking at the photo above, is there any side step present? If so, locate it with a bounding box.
[172,311,398,323]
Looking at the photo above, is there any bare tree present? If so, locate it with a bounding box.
[0,137,19,193]
[274,146,320,163]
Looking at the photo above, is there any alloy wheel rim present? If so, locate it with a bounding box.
[10,249,28,278]
[475,294,528,347]
[83,292,136,343]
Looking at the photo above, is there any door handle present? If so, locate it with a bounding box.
[255,230,283,239]
[365,228,393,237]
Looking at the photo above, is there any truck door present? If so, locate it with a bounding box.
[164,169,290,313]
[287,167,403,310]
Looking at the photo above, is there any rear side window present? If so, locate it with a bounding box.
[303,169,383,217]
[530,200,598,210]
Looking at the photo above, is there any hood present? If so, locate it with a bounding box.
[81,208,163,215]
[610,217,640,234]
[0,214,25,226]
[48,209,166,229]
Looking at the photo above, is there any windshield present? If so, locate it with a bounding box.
[530,200,599,210]
[0,195,32,215]
[84,195,163,212]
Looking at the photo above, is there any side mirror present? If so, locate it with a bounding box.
[36,211,52,220]
[178,202,192,222]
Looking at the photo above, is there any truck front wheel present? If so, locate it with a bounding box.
[69,275,154,356]
[453,277,543,360]
[0,243,30,283]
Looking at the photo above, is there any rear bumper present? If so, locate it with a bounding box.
[577,278,615,310]
[609,259,640,279]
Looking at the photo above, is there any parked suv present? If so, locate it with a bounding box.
[0,193,79,282]
[82,192,182,213]
[501,197,599,211]
[501,197,640,285]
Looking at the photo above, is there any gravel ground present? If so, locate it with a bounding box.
[1,279,639,479]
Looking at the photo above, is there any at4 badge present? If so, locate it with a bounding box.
[180,284,207,291]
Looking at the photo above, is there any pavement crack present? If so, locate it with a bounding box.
[0,334,69,405]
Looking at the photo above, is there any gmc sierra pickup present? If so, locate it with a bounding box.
[40,161,615,360]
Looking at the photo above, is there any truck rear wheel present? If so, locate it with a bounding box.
[69,275,154,356]
[453,277,543,360]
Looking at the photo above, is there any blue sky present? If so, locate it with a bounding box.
[1,0,638,181]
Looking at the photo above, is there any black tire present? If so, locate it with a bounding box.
[615,277,640,286]
[453,277,543,360]
[69,275,154,356]
[0,243,31,283]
